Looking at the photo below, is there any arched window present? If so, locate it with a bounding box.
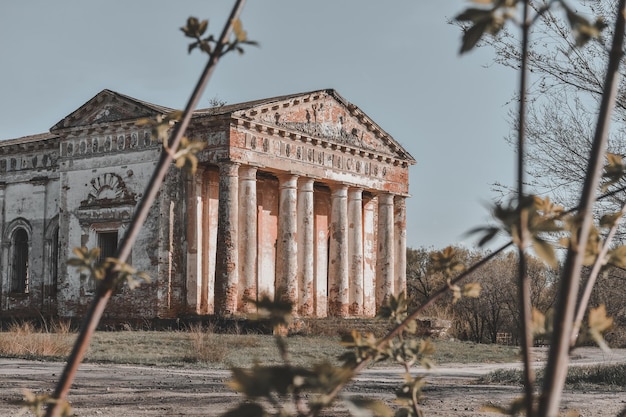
[11,228,29,293]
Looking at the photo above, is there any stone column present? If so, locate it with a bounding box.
[394,195,407,297]
[362,194,377,317]
[202,169,220,314]
[348,187,364,316]
[214,162,239,315]
[313,191,330,317]
[185,168,204,313]
[276,174,298,306]
[329,184,349,317]
[297,177,315,316]
[239,165,258,313]
[376,192,395,312]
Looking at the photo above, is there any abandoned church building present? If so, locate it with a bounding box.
[0,89,414,320]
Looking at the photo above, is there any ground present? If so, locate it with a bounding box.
[1,348,625,416]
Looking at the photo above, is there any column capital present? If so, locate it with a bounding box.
[239,165,258,180]
[348,187,363,199]
[329,183,348,197]
[277,173,299,188]
[378,192,394,205]
[298,177,315,191]
[219,161,240,176]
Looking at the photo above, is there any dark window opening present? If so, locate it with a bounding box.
[11,228,29,293]
[89,231,118,292]
[98,231,118,262]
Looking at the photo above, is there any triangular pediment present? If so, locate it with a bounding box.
[228,89,415,163]
[51,89,174,131]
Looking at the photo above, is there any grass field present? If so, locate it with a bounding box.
[2,322,625,389]
[0,320,520,368]
[480,363,626,390]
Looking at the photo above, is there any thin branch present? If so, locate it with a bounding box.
[310,241,513,417]
[517,2,536,415]
[44,2,248,416]
[570,196,626,346]
[538,1,626,415]
[308,176,626,416]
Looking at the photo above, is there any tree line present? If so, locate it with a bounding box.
[406,246,626,346]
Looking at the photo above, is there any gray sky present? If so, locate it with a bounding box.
[0,1,517,250]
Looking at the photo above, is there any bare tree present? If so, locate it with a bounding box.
[488,1,626,210]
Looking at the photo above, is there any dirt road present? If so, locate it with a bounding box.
[1,347,625,416]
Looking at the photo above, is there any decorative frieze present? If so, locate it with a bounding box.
[59,129,156,159]
[240,130,402,182]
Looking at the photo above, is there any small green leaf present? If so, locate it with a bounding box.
[600,212,622,229]
[345,397,394,417]
[462,282,481,298]
[456,8,493,23]
[531,308,546,337]
[460,18,492,53]
[588,305,613,351]
[232,18,247,42]
[449,281,462,303]
[198,19,208,36]
[188,41,199,54]
[607,245,626,268]
[481,396,525,415]
[531,237,557,268]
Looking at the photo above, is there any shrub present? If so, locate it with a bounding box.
[184,324,229,363]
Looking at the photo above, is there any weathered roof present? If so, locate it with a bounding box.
[3,88,415,163]
[193,89,332,116]
[50,89,175,131]
[0,132,59,151]
[1,132,58,145]
[194,88,415,163]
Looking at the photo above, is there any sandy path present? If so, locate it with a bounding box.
[1,347,625,416]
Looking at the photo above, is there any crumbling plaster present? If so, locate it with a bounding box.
[0,89,414,321]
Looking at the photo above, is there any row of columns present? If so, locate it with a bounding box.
[202,161,406,317]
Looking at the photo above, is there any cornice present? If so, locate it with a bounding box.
[233,90,415,164]
[232,117,411,169]
[0,135,59,156]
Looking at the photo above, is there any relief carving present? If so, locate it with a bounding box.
[80,173,136,208]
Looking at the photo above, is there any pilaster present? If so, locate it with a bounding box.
[329,184,349,317]
[362,193,377,317]
[376,192,395,311]
[394,195,407,296]
[185,168,204,313]
[276,174,298,306]
[348,187,364,316]
[239,165,258,313]
[214,162,240,315]
[297,177,315,316]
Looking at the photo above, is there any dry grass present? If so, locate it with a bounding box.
[0,318,520,368]
[184,324,229,363]
[480,363,626,389]
[0,321,74,358]
[184,323,275,364]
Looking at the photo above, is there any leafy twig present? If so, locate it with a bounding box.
[44,2,249,416]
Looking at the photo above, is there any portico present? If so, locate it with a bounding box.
[184,89,415,317]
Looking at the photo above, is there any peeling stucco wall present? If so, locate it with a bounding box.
[0,89,414,321]
[0,136,59,317]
